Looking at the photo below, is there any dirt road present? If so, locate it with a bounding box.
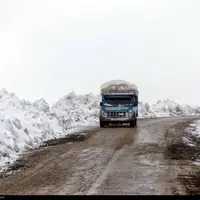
[0,116,200,195]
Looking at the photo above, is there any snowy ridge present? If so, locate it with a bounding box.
[0,89,200,171]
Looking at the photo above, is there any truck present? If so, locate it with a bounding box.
[99,80,139,128]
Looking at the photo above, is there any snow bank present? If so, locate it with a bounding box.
[183,120,200,164]
[0,89,65,171]
[51,92,100,129]
[185,120,200,140]
[139,99,200,118]
[53,93,200,125]
[0,89,200,172]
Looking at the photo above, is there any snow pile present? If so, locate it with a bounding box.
[33,99,50,112]
[51,92,100,129]
[185,120,200,140]
[139,99,200,118]
[183,120,200,164]
[0,89,65,171]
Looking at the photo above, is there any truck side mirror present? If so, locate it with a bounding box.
[100,102,103,106]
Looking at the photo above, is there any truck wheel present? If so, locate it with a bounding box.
[100,121,104,128]
[130,121,135,128]
[134,118,137,127]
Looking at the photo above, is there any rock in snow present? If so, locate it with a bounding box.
[0,89,200,171]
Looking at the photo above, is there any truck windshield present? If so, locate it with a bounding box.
[104,97,132,105]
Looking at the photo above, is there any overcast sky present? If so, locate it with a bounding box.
[0,0,200,105]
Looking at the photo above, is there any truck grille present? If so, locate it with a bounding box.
[107,112,126,118]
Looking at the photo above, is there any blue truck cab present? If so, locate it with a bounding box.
[99,80,139,128]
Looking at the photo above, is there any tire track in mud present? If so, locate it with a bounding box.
[86,130,135,195]
[54,128,137,195]
[87,146,128,195]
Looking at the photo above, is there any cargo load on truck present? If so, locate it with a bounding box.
[100,80,138,94]
[99,80,139,128]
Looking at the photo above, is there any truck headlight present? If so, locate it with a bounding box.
[128,110,133,116]
[101,111,107,117]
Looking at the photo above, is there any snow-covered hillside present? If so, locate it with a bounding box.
[0,89,200,172]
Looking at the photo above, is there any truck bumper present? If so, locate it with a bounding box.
[100,116,135,123]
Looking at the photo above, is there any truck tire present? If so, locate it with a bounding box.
[134,118,137,127]
[130,120,135,128]
[100,121,104,128]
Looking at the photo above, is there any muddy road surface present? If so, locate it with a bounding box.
[0,116,200,195]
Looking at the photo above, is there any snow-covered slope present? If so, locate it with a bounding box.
[0,89,64,171]
[0,89,200,172]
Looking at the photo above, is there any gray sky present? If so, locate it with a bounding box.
[0,0,200,105]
